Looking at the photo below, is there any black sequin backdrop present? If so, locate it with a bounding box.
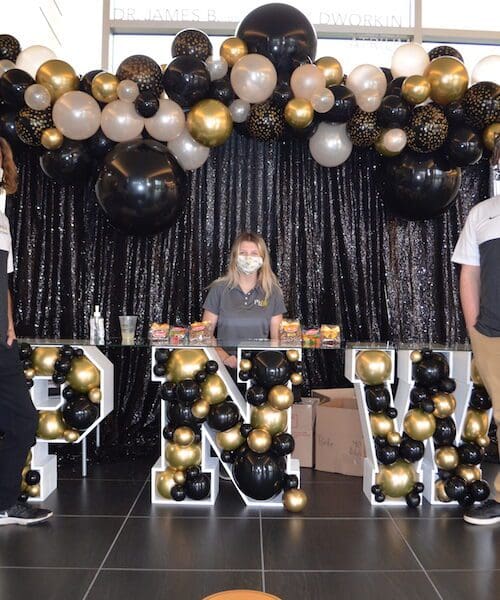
[6,134,490,451]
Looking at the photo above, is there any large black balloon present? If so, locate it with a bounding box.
[233,448,286,500]
[414,353,449,387]
[208,76,235,106]
[236,3,317,76]
[40,140,92,184]
[162,56,210,108]
[207,401,241,431]
[469,479,490,503]
[470,387,492,411]
[457,442,483,465]
[0,68,34,108]
[447,127,483,167]
[399,438,425,462]
[62,398,98,431]
[252,351,291,388]
[185,473,211,500]
[433,417,456,447]
[462,82,499,130]
[272,80,293,108]
[86,128,116,159]
[383,151,461,221]
[320,85,357,123]
[365,385,390,413]
[377,95,411,128]
[95,138,187,235]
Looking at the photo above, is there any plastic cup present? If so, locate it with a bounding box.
[119,315,137,345]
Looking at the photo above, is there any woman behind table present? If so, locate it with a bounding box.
[202,232,286,369]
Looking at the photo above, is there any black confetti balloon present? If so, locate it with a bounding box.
[15,107,53,147]
[462,82,500,131]
[0,34,21,61]
[172,29,212,61]
[406,104,448,153]
[116,54,163,97]
[347,108,381,147]
[246,102,285,141]
[428,46,464,62]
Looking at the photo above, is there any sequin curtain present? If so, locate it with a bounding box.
[6,135,490,450]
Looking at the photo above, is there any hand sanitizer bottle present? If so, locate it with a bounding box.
[90,305,105,344]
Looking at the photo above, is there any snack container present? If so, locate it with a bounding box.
[320,324,341,348]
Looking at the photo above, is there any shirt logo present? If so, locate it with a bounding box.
[254,299,268,307]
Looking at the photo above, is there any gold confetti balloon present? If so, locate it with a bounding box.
[406,103,448,153]
[15,107,53,146]
[462,82,500,131]
[246,101,285,141]
[347,109,381,147]
[116,54,163,96]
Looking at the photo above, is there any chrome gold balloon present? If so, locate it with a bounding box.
[247,428,272,454]
[36,59,79,101]
[290,372,303,386]
[267,385,294,411]
[410,350,423,363]
[165,442,202,470]
[156,467,178,499]
[462,408,489,442]
[314,56,343,86]
[483,122,500,151]
[283,488,308,512]
[220,37,248,67]
[27,484,41,498]
[286,349,299,362]
[376,460,417,498]
[470,359,483,385]
[88,387,102,404]
[173,470,186,485]
[476,434,490,448]
[432,393,456,418]
[24,367,35,379]
[386,431,402,446]
[434,446,459,470]
[67,356,100,393]
[435,479,451,502]
[216,423,245,451]
[41,127,63,150]
[187,99,233,147]
[401,75,431,105]
[455,464,481,483]
[32,346,60,376]
[239,358,252,372]
[284,98,314,129]
[369,412,395,438]
[167,349,207,383]
[424,56,469,105]
[251,403,288,436]
[403,408,436,441]
[173,426,195,446]
[191,399,210,419]
[63,429,80,443]
[37,410,66,440]
[201,373,227,405]
[91,71,119,103]
[355,350,392,385]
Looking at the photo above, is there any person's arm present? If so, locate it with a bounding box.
[459,264,480,333]
[270,314,283,341]
[202,308,237,368]
[6,289,16,346]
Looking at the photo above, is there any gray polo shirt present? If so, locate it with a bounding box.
[0,208,13,345]
[203,281,286,346]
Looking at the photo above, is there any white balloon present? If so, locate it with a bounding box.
[24,83,51,110]
[53,91,101,140]
[356,91,383,112]
[229,99,250,123]
[311,88,335,113]
[168,127,210,171]
[383,128,407,153]
[290,64,326,101]
[309,122,353,167]
[144,98,185,142]
[101,100,144,142]
[206,56,229,81]
[0,59,15,76]
[117,79,140,102]
[346,64,387,107]
[16,45,56,78]
[230,54,277,104]
[391,43,430,78]
[472,55,500,85]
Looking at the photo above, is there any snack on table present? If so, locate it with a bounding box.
[189,320,213,342]
[279,319,302,344]
[302,328,321,348]
[169,326,188,345]
[149,322,170,340]
[320,324,341,347]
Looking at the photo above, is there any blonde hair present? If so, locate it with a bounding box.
[0,137,18,195]
[213,232,281,301]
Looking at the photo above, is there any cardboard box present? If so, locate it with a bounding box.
[312,388,352,404]
[291,398,319,468]
[315,388,365,477]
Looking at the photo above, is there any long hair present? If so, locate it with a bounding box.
[212,232,281,301]
[0,137,18,194]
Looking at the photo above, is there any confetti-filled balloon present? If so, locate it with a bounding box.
[406,104,448,153]
[172,29,212,61]
[347,108,381,147]
[462,82,500,130]
[15,107,53,146]
[0,34,21,62]
[428,45,464,63]
[245,101,285,141]
[116,54,163,96]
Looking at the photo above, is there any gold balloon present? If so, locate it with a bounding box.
[283,488,308,512]
[41,127,63,150]
[387,431,402,446]
[434,446,459,471]
[376,460,417,498]
[216,423,245,451]
[456,464,482,483]
[191,399,210,419]
[432,393,456,418]
[267,385,294,411]
[165,442,201,470]
[284,98,314,129]
[435,479,451,502]
[167,349,207,383]
[27,484,41,498]
[187,99,233,147]
[355,350,392,385]
[173,470,186,485]
[37,410,66,440]
[410,350,423,363]
[36,59,79,102]
[88,387,102,404]
[403,409,436,441]
[220,37,248,67]
[286,349,299,362]
[24,367,35,379]
[156,467,178,499]
[239,359,252,372]
[424,56,469,105]
[67,356,100,393]
[290,372,303,386]
[369,413,395,438]
[483,122,500,151]
[32,346,60,376]
[25,450,32,465]
[247,428,272,454]
[21,466,30,479]
[173,426,195,446]
[63,429,80,443]
[201,373,227,405]
[476,434,490,448]
[462,408,490,442]
[401,75,431,105]
[470,359,483,385]
[374,133,400,158]
[251,403,288,436]
[91,71,119,103]
[315,56,343,86]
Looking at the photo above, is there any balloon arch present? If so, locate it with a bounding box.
[0,3,499,233]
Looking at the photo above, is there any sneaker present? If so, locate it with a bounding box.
[0,503,53,526]
[463,499,500,526]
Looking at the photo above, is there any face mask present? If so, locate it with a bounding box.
[237,254,263,275]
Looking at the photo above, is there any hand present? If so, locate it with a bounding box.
[223,355,238,369]
[6,325,16,347]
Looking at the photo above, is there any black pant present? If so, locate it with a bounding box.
[0,341,38,510]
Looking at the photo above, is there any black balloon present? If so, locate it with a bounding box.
[376,444,399,465]
[208,76,235,106]
[80,69,102,95]
[153,364,166,377]
[428,46,464,62]
[163,56,210,108]
[245,101,285,141]
[413,482,424,494]
[15,106,53,147]
[387,76,406,96]
[377,95,411,128]
[386,407,397,419]
[374,492,386,503]
[62,397,98,431]
[320,85,357,123]
[469,479,490,502]
[406,104,448,154]
[433,417,456,447]
[0,109,20,148]
[457,442,483,465]
[284,116,318,141]
[445,101,465,125]
[0,35,21,61]
[95,138,188,235]
[162,425,175,440]
[185,465,201,480]
[167,402,204,429]
[470,387,492,411]
[160,381,177,401]
[462,82,500,131]
[154,348,170,363]
[439,378,456,393]
[62,386,76,401]
[207,401,241,431]
[365,385,390,413]
[380,67,393,84]
[60,345,75,358]
[410,386,430,407]
[252,351,291,388]
[171,484,186,501]
[374,436,388,447]
[271,432,295,456]
[272,80,294,108]
[459,492,474,508]
[0,68,34,108]
[40,140,92,183]
[172,29,212,61]
[399,438,425,462]
[205,360,218,374]
[405,491,421,508]
[239,371,251,382]
[236,3,317,76]
[421,398,436,414]
[25,469,40,485]
[195,370,207,384]
[185,473,210,500]
[134,91,159,118]
[371,484,382,495]
[383,151,461,221]
[240,424,253,437]
[233,448,286,500]
[445,475,467,501]
[447,127,483,167]
[347,108,381,147]
[414,354,449,387]
[283,474,299,490]
[175,380,200,404]
[52,372,66,384]
[116,54,163,96]
[221,450,236,463]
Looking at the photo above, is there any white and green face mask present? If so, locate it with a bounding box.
[237,254,263,275]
